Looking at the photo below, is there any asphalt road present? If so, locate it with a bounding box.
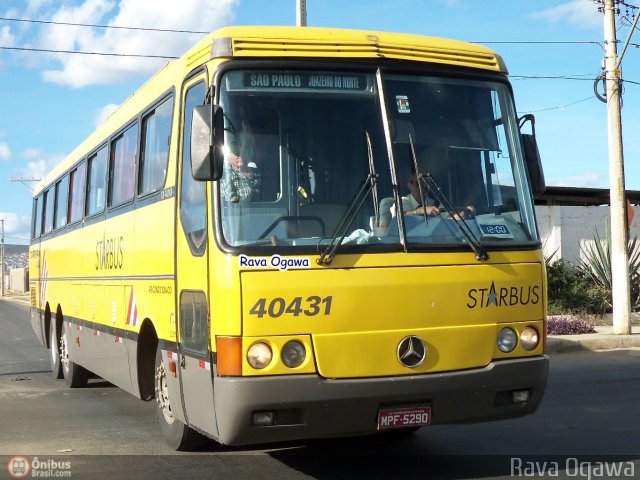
[1,299,639,480]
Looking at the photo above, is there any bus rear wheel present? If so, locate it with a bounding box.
[60,321,89,388]
[154,346,204,450]
[49,320,63,379]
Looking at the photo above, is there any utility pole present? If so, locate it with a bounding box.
[1,219,4,297]
[603,0,631,334]
[296,0,307,27]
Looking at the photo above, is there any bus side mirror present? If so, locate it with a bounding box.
[522,134,545,195]
[519,114,545,195]
[191,105,224,181]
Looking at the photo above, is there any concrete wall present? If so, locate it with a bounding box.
[8,268,28,293]
[536,205,640,265]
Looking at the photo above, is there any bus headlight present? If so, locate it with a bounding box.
[497,327,518,353]
[281,341,306,368]
[520,327,540,351]
[247,342,273,369]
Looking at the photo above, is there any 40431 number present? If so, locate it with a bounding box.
[249,296,333,318]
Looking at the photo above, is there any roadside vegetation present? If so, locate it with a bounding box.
[545,226,640,335]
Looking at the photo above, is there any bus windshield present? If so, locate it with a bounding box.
[217,68,538,251]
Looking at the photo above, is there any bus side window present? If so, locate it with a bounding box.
[54,175,69,230]
[139,96,174,196]
[32,195,43,239]
[68,162,86,224]
[179,291,209,355]
[180,81,207,255]
[87,146,108,216]
[43,187,54,235]
[110,123,138,207]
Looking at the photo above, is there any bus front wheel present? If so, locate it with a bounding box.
[60,321,89,388]
[154,346,204,450]
[49,320,63,379]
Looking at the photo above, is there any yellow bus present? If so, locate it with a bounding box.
[30,26,548,450]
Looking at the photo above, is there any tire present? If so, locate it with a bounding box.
[60,321,89,388]
[154,346,204,450]
[49,320,63,379]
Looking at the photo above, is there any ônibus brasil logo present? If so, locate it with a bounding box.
[7,456,72,478]
[7,457,30,478]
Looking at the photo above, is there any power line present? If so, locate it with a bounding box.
[0,45,178,59]
[471,40,605,50]
[511,74,600,81]
[1,47,624,83]
[518,96,594,114]
[0,17,611,48]
[4,235,29,241]
[472,40,601,45]
[0,16,209,34]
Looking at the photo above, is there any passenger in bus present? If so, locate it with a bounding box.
[220,145,260,203]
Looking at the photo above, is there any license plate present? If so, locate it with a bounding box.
[377,405,431,430]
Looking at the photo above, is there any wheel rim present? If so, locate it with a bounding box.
[155,359,175,425]
[60,327,70,372]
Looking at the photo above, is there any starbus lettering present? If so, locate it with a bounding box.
[467,281,540,309]
[95,235,124,270]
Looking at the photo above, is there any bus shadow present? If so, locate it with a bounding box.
[265,435,514,479]
[84,379,116,389]
[0,369,51,377]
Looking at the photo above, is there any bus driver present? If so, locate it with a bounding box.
[220,144,260,203]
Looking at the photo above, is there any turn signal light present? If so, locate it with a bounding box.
[216,336,242,376]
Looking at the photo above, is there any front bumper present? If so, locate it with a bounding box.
[213,355,548,446]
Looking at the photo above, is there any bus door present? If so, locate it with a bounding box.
[31,193,45,345]
[175,76,217,436]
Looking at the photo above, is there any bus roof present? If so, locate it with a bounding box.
[206,26,506,73]
[36,25,506,193]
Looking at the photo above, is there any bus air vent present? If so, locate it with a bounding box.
[218,37,503,73]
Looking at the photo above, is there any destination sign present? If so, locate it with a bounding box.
[225,71,373,93]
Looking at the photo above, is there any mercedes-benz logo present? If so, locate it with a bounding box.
[397,336,427,368]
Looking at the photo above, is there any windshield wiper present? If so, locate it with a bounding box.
[408,135,489,262]
[420,172,489,261]
[368,131,380,228]
[317,132,378,265]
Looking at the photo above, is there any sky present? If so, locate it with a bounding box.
[1,0,639,244]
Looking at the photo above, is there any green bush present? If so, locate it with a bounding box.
[578,226,640,311]
[547,225,640,315]
[546,259,610,315]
